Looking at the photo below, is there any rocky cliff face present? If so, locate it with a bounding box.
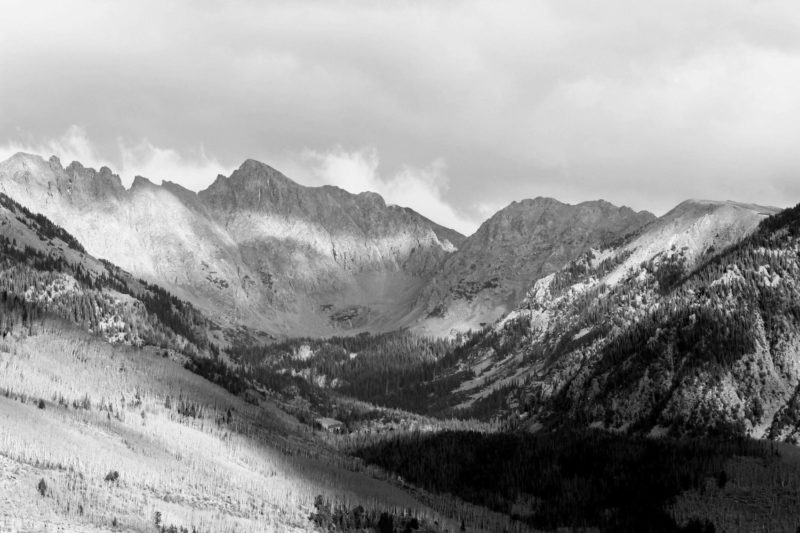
[414,197,655,336]
[0,153,463,337]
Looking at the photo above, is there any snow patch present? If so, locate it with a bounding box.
[572,327,593,341]
[293,345,314,361]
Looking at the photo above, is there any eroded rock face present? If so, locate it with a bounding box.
[414,197,656,336]
[0,153,463,337]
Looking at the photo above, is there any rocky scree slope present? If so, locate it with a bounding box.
[0,153,464,337]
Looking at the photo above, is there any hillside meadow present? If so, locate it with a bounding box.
[0,319,483,532]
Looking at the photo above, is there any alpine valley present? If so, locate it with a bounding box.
[2,152,800,532]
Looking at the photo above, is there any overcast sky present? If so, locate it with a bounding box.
[2,0,800,234]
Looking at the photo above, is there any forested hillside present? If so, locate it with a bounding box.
[0,192,252,397]
[2,176,800,532]
[0,191,506,533]
[232,331,467,412]
[571,201,800,437]
[352,429,788,532]
[391,201,800,440]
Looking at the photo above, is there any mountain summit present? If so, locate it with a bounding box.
[414,196,656,335]
[0,153,462,336]
[0,152,779,345]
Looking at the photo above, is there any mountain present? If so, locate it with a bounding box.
[0,153,464,337]
[413,197,655,336]
[567,200,800,438]
[0,190,483,533]
[0,187,264,402]
[0,153,667,340]
[2,152,800,531]
[365,199,791,433]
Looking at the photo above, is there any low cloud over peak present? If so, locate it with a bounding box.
[1,0,799,227]
[0,127,480,234]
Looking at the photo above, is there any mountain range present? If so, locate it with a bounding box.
[0,153,659,339]
[4,150,796,438]
[0,153,463,337]
[1,151,799,531]
[393,198,798,437]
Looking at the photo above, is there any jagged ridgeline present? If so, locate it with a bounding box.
[0,153,467,338]
[415,197,655,336]
[0,153,670,339]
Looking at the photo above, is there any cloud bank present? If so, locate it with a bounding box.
[0,126,232,191]
[300,147,478,234]
[0,127,479,233]
[2,0,800,232]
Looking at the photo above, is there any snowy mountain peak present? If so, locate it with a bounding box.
[1,152,52,177]
[131,175,157,189]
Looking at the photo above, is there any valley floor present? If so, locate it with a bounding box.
[0,323,460,532]
[672,445,800,532]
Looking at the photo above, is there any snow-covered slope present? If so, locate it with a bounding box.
[605,199,777,285]
[0,189,215,352]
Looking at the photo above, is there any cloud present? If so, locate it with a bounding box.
[117,139,232,188]
[0,125,114,171]
[0,127,479,233]
[0,126,232,190]
[300,147,480,235]
[1,1,800,220]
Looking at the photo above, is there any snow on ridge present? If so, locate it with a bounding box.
[604,201,768,287]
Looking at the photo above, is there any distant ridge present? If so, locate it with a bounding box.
[413,195,656,336]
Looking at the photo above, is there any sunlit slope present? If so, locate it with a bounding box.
[0,321,446,532]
